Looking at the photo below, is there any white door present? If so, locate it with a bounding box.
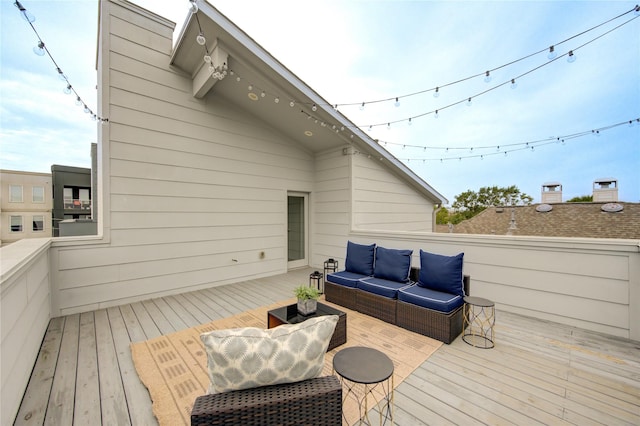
[287,193,308,269]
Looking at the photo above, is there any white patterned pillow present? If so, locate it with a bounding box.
[200,315,338,394]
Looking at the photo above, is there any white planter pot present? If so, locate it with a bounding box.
[297,298,317,316]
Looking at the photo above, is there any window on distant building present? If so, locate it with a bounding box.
[33,215,44,232]
[9,185,23,202]
[64,187,73,209]
[10,216,23,232]
[33,186,45,203]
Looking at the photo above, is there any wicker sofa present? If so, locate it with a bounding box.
[191,376,342,425]
[326,242,470,344]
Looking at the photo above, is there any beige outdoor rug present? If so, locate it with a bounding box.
[131,297,442,426]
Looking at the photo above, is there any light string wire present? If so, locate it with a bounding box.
[350,13,640,129]
[332,4,640,108]
[366,118,640,163]
[218,9,638,132]
[13,1,108,122]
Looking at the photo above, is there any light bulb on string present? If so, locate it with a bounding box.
[312,104,317,112]
[83,105,90,114]
[433,87,439,98]
[33,41,45,56]
[196,32,206,45]
[547,46,557,60]
[510,79,518,89]
[189,0,198,13]
[467,98,472,106]
[394,97,400,107]
[63,84,72,94]
[204,54,211,63]
[635,5,640,16]
[408,118,412,126]
[434,110,439,118]
[274,97,280,104]
[14,1,35,23]
[484,71,492,83]
[261,91,266,98]
[56,67,66,81]
[359,102,365,111]
[75,96,82,106]
[567,50,576,63]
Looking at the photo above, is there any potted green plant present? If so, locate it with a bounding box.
[294,285,320,315]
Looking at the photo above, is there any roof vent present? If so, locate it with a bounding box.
[536,204,553,212]
[601,203,623,213]
[541,182,562,203]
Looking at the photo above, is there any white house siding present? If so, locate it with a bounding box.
[352,153,435,232]
[0,238,51,426]
[312,148,351,267]
[49,0,315,316]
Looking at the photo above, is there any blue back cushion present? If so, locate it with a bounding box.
[418,250,464,296]
[373,246,413,282]
[345,241,376,276]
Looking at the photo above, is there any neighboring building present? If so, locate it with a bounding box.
[439,179,637,239]
[440,203,640,239]
[0,170,52,246]
[51,165,94,237]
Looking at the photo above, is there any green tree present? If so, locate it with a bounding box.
[436,206,450,225]
[451,185,533,221]
[567,195,593,202]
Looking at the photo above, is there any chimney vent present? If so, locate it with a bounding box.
[541,182,562,203]
[593,178,618,202]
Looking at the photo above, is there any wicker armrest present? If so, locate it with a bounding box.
[191,375,342,425]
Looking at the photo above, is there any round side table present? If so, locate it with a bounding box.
[463,296,495,349]
[333,346,394,425]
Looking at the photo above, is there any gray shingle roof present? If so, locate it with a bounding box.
[437,203,640,239]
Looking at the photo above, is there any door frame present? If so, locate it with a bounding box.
[287,192,309,270]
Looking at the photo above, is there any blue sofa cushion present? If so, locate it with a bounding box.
[373,246,413,283]
[358,277,410,299]
[326,271,367,288]
[398,285,464,313]
[417,250,465,296]
[345,241,376,276]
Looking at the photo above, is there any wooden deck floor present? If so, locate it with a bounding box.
[14,268,640,425]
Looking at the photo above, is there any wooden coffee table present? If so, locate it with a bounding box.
[267,302,347,351]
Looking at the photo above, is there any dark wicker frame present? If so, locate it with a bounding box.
[324,281,358,311]
[191,376,342,426]
[396,301,464,344]
[355,289,397,324]
[395,275,471,344]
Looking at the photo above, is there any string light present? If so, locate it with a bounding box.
[13,1,108,122]
[368,118,638,163]
[298,5,638,110]
[192,8,227,81]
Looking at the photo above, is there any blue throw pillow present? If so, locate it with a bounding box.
[345,241,376,276]
[373,246,413,282]
[417,250,464,296]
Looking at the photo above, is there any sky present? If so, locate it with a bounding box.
[1,0,638,204]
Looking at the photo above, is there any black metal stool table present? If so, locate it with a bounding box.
[332,346,394,425]
[463,296,495,348]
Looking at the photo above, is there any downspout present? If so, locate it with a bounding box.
[433,204,442,232]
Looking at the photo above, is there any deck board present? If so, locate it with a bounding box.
[13,269,640,425]
[74,312,101,425]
